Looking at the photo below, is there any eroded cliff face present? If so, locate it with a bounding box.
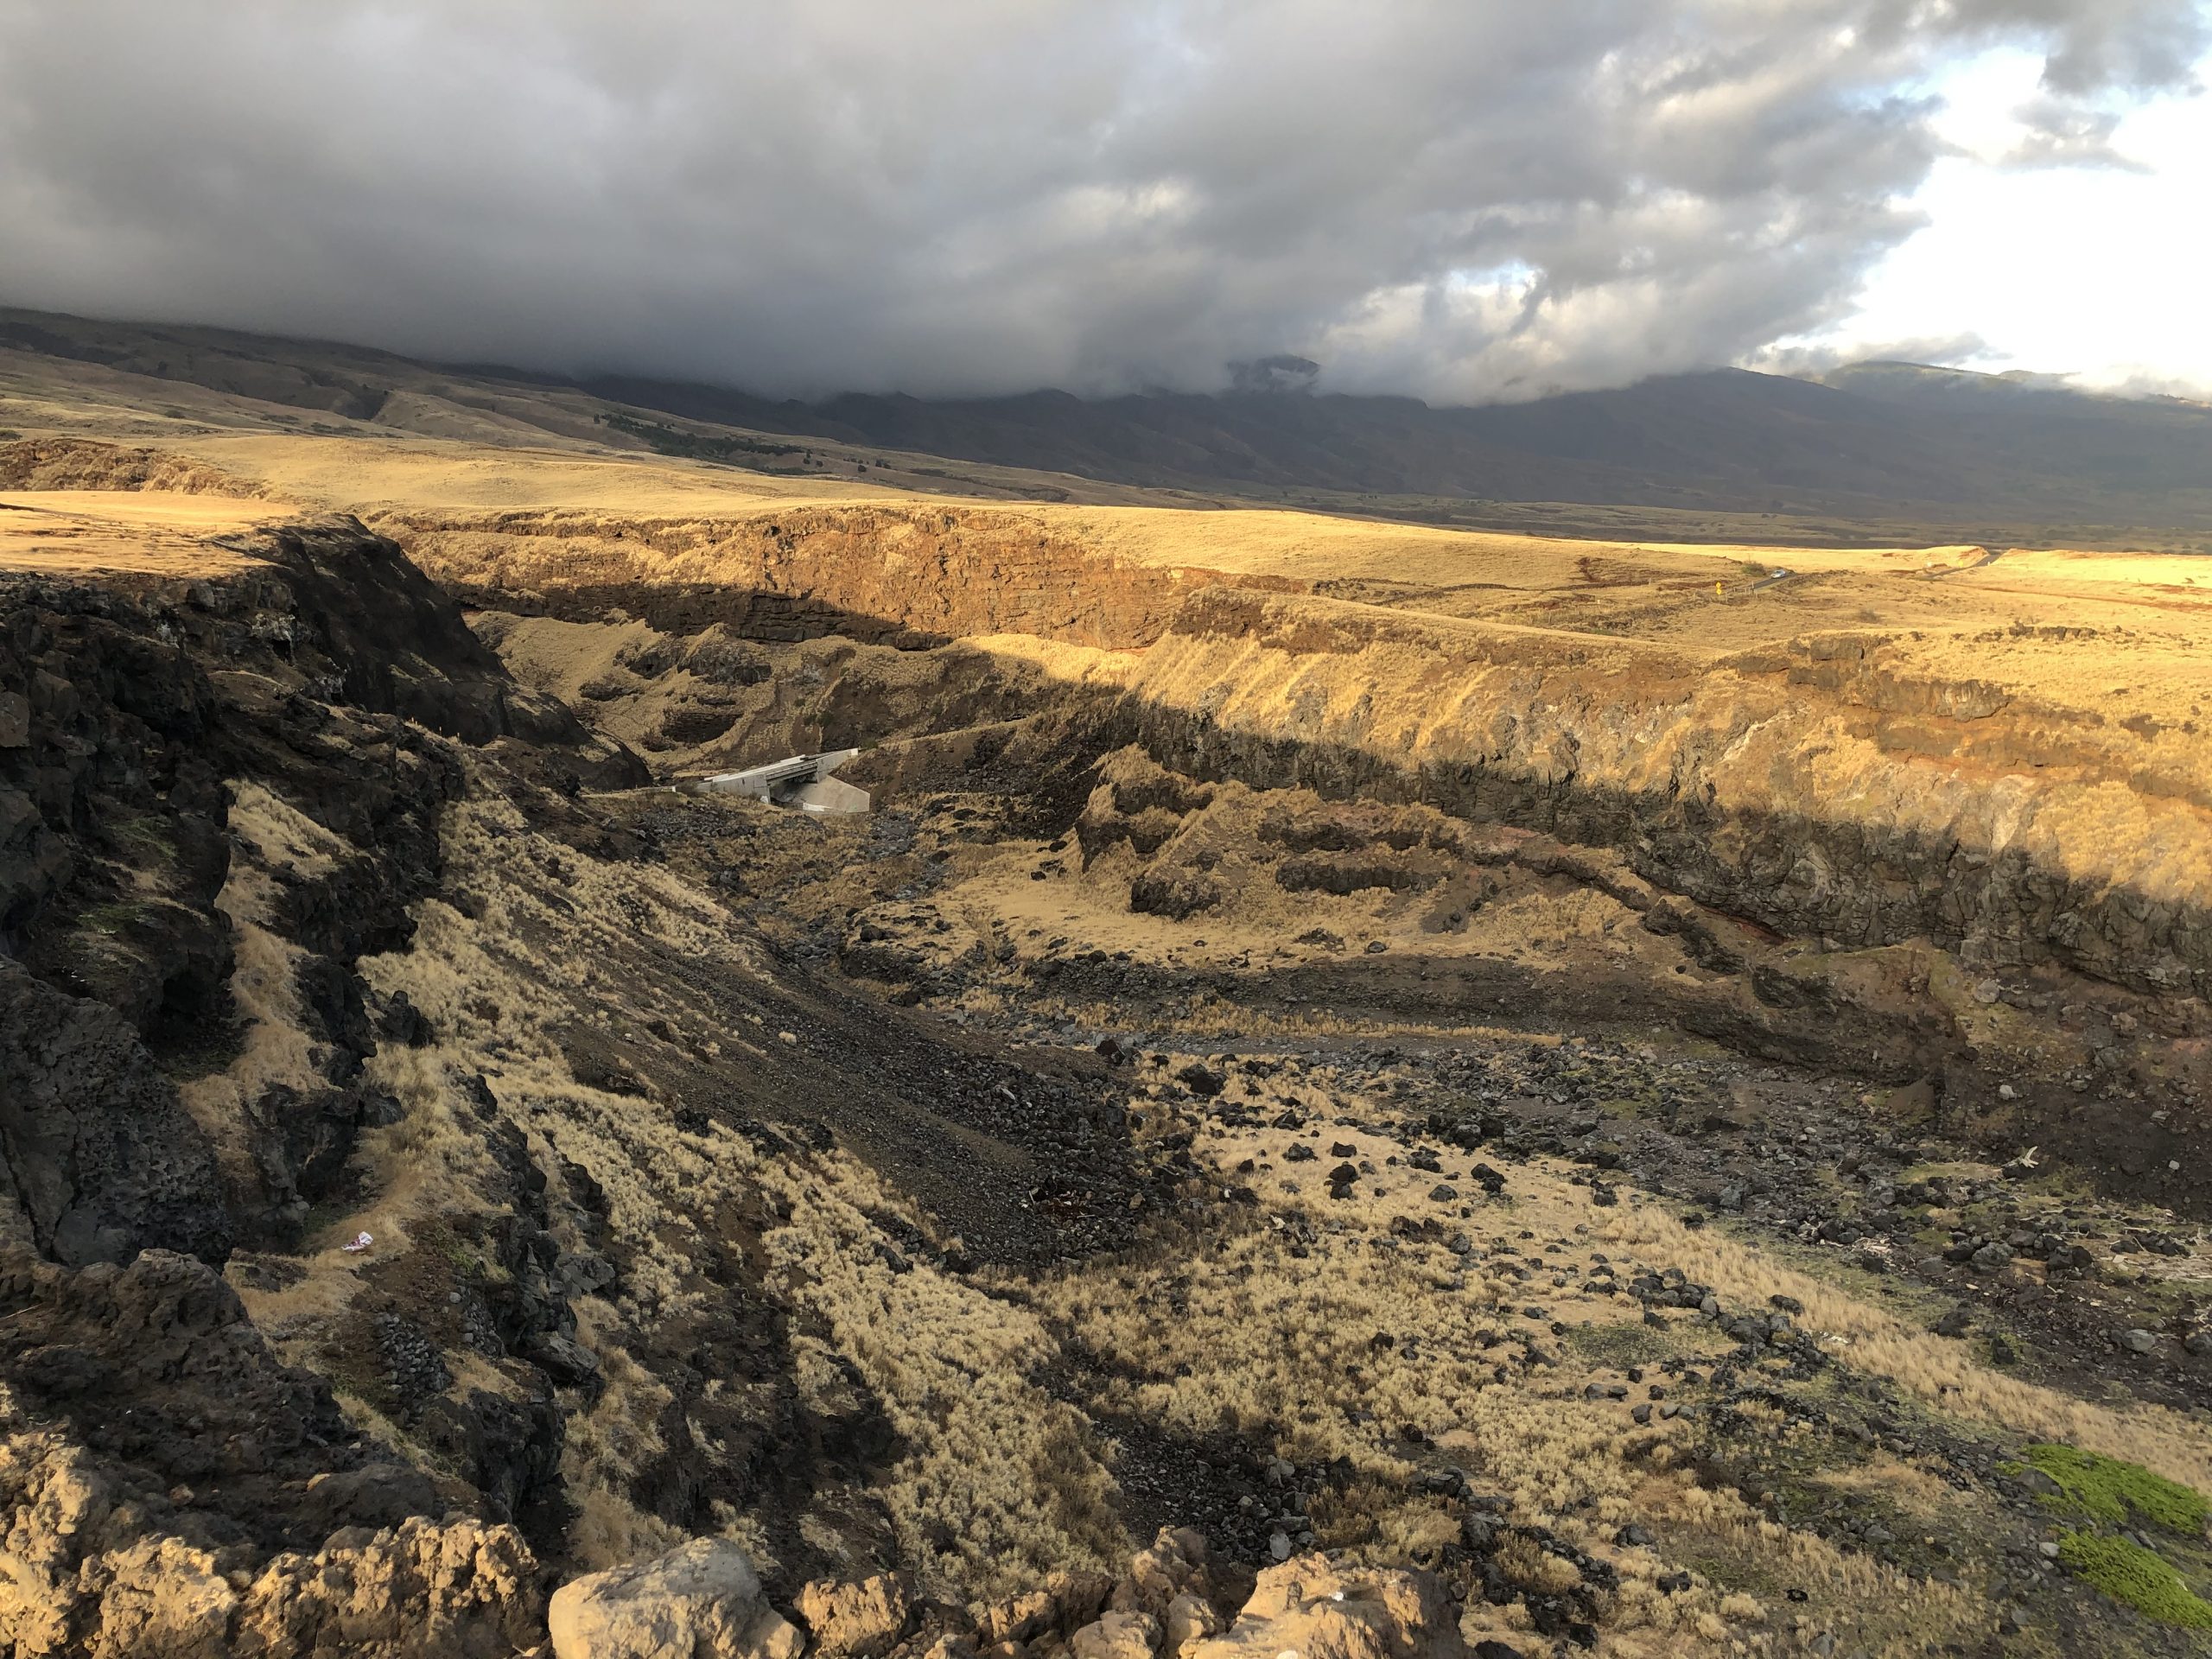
[468,608,1124,776]
[1109,589,2212,1002]
[0,516,639,1260]
[999,593,2196,1190]
[0,517,647,1652]
[0,435,263,496]
[444,558,2212,1197]
[391,503,1301,651]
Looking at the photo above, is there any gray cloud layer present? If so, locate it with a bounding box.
[0,1,2203,402]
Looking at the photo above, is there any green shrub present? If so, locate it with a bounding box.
[2056,1531,2212,1628]
[2024,1444,2210,1535]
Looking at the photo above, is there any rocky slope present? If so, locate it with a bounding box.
[0,512,644,1650]
[3,451,2211,1655]
[405,502,2212,1206]
[1080,591,2212,1195]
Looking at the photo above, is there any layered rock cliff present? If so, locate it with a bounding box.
[1109,589,2212,1002]
[392,504,1300,650]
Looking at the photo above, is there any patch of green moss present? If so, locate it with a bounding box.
[2025,1445,2210,1535]
[440,1238,480,1275]
[78,899,147,936]
[1563,1320,1675,1370]
[110,814,176,862]
[2056,1532,2212,1628]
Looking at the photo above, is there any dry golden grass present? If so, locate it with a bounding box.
[339,776,1134,1595]
[1232,1103,2212,1495]
[559,1298,691,1573]
[0,489,283,576]
[1614,1211,2212,1494]
[758,1149,1128,1598]
[175,432,884,517]
[1014,1057,2212,1654]
[1033,1204,1980,1656]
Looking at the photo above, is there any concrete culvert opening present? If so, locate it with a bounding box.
[695,748,870,815]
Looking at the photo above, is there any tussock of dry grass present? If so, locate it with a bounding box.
[559,1298,690,1572]
[755,1151,1127,1598]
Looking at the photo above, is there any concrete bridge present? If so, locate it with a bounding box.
[695,749,868,815]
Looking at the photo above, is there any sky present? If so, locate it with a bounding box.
[1777,41,2212,392]
[0,1,2205,404]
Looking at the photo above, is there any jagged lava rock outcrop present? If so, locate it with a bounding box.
[1,513,642,1652]
[549,1538,804,1659]
[0,1250,543,1657]
[542,1529,1457,1659]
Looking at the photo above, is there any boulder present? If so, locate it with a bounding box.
[1175,1064,1226,1099]
[973,1570,1114,1648]
[1071,1610,1160,1659]
[797,1573,913,1659]
[83,1535,238,1659]
[299,1464,445,1535]
[1187,1556,1465,1659]
[1162,1594,1225,1658]
[549,1539,803,1659]
[236,1516,542,1658]
[1112,1528,1216,1624]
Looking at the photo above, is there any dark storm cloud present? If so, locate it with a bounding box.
[0,1,2202,403]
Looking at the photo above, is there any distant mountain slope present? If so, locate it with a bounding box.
[1823,361,2212,495]
[3,306,2209,535]
[586,364,2212,525]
